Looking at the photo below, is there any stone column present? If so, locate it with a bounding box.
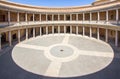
[0,34,1,50]
[97,27,100,40]
[76,25,78,35]
[90,12,92,21]
[98,12,100,22]
[46,14,48,21]
[33,27,35,37]
[33,14,34,21]
[106,11,108,23]
[58,25,60,34]
[26,28,28,40]
[64,14,66,21]
[76,13,78,21]
[90,26,92,38]
[70,14,72,21]
[64,25,66,34]
[18,29,21,43]
[8,11,10,25]
[52,14,54,21]
[40,27,42,36]
[9,31,12,46]
[115,30,118,46]
[116,9,119,23]
[70,25,72,34]
[17,12,19,22]
[25,13,27,22]
[52,25,54,34]
[83,13,85,21]
[105,28,108,42]
[46,26,48,35]
[39,14,41,21]
[58,14,60,21]
[83,26,85,36]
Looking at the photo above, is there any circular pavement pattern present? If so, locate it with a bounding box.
[50,45,74,58]
[12,34,114,78]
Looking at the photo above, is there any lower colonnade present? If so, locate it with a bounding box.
[0,25,120,50]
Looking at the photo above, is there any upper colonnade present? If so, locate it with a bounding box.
[0,0,120,32]
[0,0,120,50]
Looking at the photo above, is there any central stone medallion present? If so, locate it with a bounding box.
[50,45,74,58]
[60,49,64,52]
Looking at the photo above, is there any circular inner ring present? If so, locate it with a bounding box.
[50,45,74,58]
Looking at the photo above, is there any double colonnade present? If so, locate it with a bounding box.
[0,0,120,50]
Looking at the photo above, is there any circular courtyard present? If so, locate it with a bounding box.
[12,34,114,78]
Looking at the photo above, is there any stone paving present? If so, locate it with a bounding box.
[0,34,120,79]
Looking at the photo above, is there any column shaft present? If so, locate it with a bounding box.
[116,9,119,23]
[90,26,92,37]
[8,11,10,25]
[64,14,66,21]
[76,26,78,35]
[46,14,48,21]
[33,28,35,37]
[106,11,108,22]
[18,29,20,43]
[83,26,85,36]
[9,31,12,46]
[105,28,108,42]
[26,28,28,40]
[83,13,85,21]
[40,27,42,36]
[52,25,54,34]
[46,26,48,35]
[17,12,19,22]
[97,27,100,40]
[58,25,60,34]
[76,14,78,21]
[52,14,54,21]
[70,25,72,34]
[115,30,118,46]
[70,14,72,21]
[98,12,100,21]
[64,25,66,34]
[33,14,34,21]
[39,14,41,21]
[25,13,27,22]
[90,12,92,21]
[58,14,60,21]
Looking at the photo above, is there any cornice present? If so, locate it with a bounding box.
[0,1,120,13]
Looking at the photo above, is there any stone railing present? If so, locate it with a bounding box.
[0,21,119,28]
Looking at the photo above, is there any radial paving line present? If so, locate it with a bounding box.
[45,62,62,77]
[16,44,47,50]
[77,50,114,58]
[62,35,70,44]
